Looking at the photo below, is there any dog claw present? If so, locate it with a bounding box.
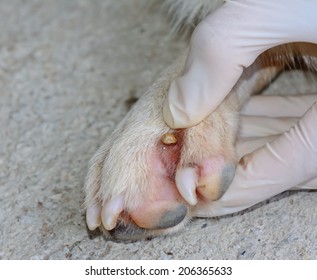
[175,167,197,205]
[86,204,102,230]
[101,196,124,231]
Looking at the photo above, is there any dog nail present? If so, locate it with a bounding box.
[101,196,124,231]
[175,167,197,205]
[86,204,102,230]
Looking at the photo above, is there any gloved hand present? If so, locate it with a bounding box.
[163,0,317,129]
[193,94,317,217]
[162,0,317,216]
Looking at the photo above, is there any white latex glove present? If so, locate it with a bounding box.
[162,0,317,217]
[193,94,317,217]
[163,0,317,129]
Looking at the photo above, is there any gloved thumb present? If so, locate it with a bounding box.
[163,0,317,129]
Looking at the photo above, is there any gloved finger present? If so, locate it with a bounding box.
[164,0,317,129]
[237,95,317,152]
[236,135,280,160]
[241,94,317,118]
[239,115,299,138]
[193,102,317,217]
[291,176,317,190]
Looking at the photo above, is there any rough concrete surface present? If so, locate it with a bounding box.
[1,0,316,260]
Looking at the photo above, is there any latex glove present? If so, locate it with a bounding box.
[163,0,317,129]
[192,94,317,217]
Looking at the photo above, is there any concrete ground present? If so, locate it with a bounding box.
[1,0,316,260]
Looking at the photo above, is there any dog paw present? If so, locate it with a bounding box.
[84,119,189,239]
[84,57,241,240]
[84,99,240,240]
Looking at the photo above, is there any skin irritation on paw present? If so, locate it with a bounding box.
[161,132,178,145]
